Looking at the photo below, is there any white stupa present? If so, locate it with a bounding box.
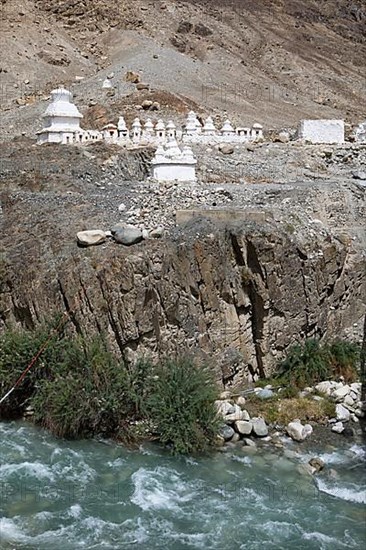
[143,118,154,140]
[131,118,142,142]
[202,116,217,136]
[184,111,200,135]
[151,138,197,182]
[37,87,83,145]
[117,116,129,139]
[221,119,235,136]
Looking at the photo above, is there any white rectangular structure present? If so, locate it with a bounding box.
[151,162,196,182]
[297,119,344,144]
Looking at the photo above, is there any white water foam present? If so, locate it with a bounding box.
[303,530,357,548]
[230,455,252,465]
[0,517,27,543]
[0,461,55,482]
[68,504,83,518]
[316,478,366,504]
[131,467,197,512]
[349,444,366,459]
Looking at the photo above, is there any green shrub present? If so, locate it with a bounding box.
[146,358,219,455]
[1,322,221,454]
[32,337,137,441]
[0,319,64,418]
[328,340,360,383]
[275,339,360,389]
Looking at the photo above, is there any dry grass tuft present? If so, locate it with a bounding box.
[245,395,335,426]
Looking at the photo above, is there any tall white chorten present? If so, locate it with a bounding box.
[37,88,83,145]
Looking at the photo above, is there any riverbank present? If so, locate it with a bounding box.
[214,379,366,459]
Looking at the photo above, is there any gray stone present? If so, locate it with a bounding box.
[136,83,150,91]
[298,463,316,476]
[315,381,333,395]
[235,420,252,435]
[218,143,234,155]
[352,170,366,180]
[142,100,153,110]
[343,394,355,407]
[256,388,274,399]
[276,131,290,143]
[235,395,246,408]
[309,457,325,472]
[77,230,106,247]
[251,417,268,437]
[243,438,256,447]
[112,227,143,246]
[219,425,235,441]
[225,410,246,423]
[149,227,164,238]
[216,401,235,416]
[220,391,232,400]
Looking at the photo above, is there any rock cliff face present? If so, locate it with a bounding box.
[1,215,364,388]
[1,141,365,388]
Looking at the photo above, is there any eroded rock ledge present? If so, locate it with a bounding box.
[1,216,364,387]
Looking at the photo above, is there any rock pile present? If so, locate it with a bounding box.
[215,378,365,447]
[215,393,269,445]
[314,380,364,433]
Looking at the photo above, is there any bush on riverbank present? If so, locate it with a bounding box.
[275,339,360,388]
[0,323,219,454]
[146,358,219,455]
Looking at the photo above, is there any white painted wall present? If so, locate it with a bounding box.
[297,119,344,144]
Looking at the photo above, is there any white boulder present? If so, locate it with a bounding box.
[331,422,344,434]
[77,230,107,246]
[286,421,313,442]
[336,404,350,421]
[315,381,333,395]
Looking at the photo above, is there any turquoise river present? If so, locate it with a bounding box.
[0,421,365,549]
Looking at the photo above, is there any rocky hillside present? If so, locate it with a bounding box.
[1,0,365,139]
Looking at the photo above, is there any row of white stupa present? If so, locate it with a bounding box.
[36,87,264,146]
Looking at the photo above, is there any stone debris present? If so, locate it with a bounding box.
[216,396,269,442]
